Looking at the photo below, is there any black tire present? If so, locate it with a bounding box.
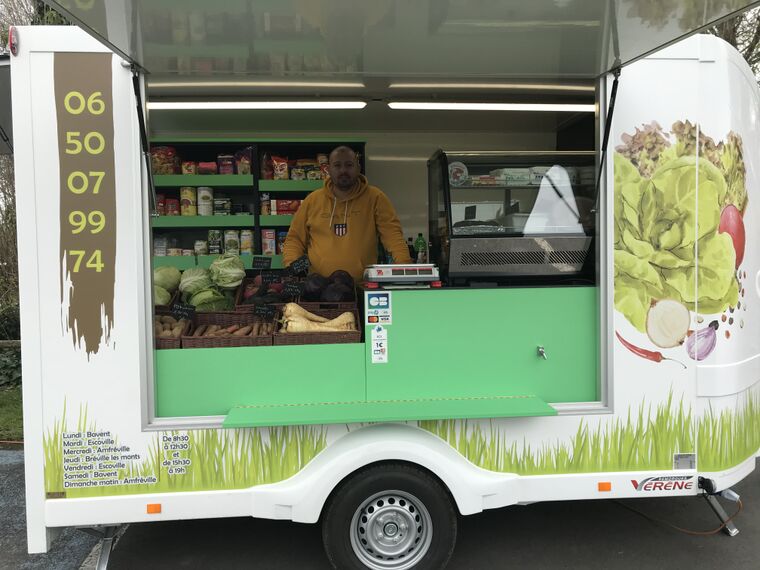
[322,462,457,570]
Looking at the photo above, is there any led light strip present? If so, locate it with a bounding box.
[389,82,595,92]
[147,101,367,110]
[387,102,595,112]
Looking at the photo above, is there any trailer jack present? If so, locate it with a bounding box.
[79,525,124,569]
[699,478,741,537]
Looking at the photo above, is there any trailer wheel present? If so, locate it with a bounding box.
[322,463,457,570]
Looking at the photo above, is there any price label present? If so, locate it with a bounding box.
[283,281,304,297]
[252,256,273,270]
[55,53,116,355]
[254,304,276,319]
[261,270,279,285]
[288,255,310,276]
[171,302,196,321]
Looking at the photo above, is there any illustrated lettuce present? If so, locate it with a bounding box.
[614,153,738,331]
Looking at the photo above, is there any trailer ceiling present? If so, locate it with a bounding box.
[46,0,759,100]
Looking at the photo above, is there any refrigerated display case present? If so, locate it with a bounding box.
[428,150,597,284]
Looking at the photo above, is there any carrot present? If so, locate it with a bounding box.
[282,303,329,322]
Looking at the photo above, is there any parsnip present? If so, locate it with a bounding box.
[282,303,329,322]
[322,312,355,329]
[160,316,177,325]
[193,325,207,337]
[234,325,252,336]
[283,319,354,333]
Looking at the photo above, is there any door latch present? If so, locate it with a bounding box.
[537,346,547,360]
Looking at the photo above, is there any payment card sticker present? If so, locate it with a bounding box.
[371,325,388,364]
[365,291,392,325]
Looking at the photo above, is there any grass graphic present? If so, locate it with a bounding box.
[420,393,695,475]
[44,409,328,498]
[698,391,760,472]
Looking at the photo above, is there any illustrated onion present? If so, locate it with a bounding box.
[686,321,719,361]
[646,299,690,348]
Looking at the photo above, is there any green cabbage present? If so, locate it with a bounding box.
[209,254,245,289]
[179,267,213,298]
[189,287,231,312]
[154,266,181,293]
[154,285,171,306]
[614,153,737,331]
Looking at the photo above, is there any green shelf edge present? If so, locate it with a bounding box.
[259,180,323,192]
[152,255,283,270]
[154,175,253,187]
[150,137,366,144]
[223,395,556,428]
[260,215,293,226]
[152,215,255,228]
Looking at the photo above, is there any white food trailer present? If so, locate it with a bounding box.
[8,1,760,568]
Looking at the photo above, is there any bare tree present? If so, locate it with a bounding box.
[709,7,760,76]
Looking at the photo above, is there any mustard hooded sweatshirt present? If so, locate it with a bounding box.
[282,175,412,281]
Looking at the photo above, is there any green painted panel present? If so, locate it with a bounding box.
[365,288,598,403]
[224,394,555,428]
[155,343,366,418]
[152,215,255,228]
[259,180,322,192]
[154,175,252,188]
[153,256,196,270]
[260,215,293,226]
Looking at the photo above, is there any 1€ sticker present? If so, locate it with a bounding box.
[371,325,388,364]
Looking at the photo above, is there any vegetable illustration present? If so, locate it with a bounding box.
[685,321,719,361]
[646,299,689,348]
[718,204,745,268]
[614,122,747,333]
[616,331,686,368]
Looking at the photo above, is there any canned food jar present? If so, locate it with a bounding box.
[197,187,214,216]
[224,230,240,255]
[260,192,271,215]
[167,248,183,256]
[182,249,194,256]
[165,198,180,216]
[194,240,209,255]
[240,230,254,254]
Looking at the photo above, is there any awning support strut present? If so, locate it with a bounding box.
[130,66,158,216]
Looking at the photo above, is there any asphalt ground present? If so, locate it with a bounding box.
[2,448,759,569]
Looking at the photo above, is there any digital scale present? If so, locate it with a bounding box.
[363,264,441,289]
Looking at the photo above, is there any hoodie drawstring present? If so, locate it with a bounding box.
[328,196,337,228]
[328,197,350,234]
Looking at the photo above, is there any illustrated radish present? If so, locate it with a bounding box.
[719,205,745,268]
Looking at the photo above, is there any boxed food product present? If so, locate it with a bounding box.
[469,175,498,186]
[213,198,232,215]
[150,146,179,174]
[261,229,276,255]
[224,230,240,255]
[240,230,254,254]
[181,161,198,174]
[272,156,289,180]
[530,166,551,185]
[154,236,168,256]
[194,240,208,255]
[291,167,306,180]
[167,248,182,256]
[217,154,235,175]
[307,168,324,180]
[490,168,530,186]
[260,192,271,215]
[235,147,252,175]
[156,194,166,216]
[182,249,194,256]
[165,198,180,216]
[198,161,218,175]
[276,230,288,255]
[271,199,301,215]
[208,230,223,254]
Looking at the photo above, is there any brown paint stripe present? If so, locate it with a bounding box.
[54,53,116,356]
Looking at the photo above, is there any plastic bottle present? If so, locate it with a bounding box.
[414,233,427,264]
[407,237,415,261]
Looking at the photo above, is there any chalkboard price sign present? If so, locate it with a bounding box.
[261,270,278,285]
[252,256,273,270]
[283,281,304,297]
[171,302,196,321]
[288,255,310,276]
[253,304,276,319]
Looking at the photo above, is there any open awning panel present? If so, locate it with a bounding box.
[47,0,758,91]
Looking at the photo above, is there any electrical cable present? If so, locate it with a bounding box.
[614,497,743,536]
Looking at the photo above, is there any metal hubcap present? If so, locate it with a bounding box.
[350,490,433,570]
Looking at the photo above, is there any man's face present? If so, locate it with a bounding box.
[328,150,359,191]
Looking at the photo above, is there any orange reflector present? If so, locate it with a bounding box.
[146,503,162,514]
[598,482,612,492]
